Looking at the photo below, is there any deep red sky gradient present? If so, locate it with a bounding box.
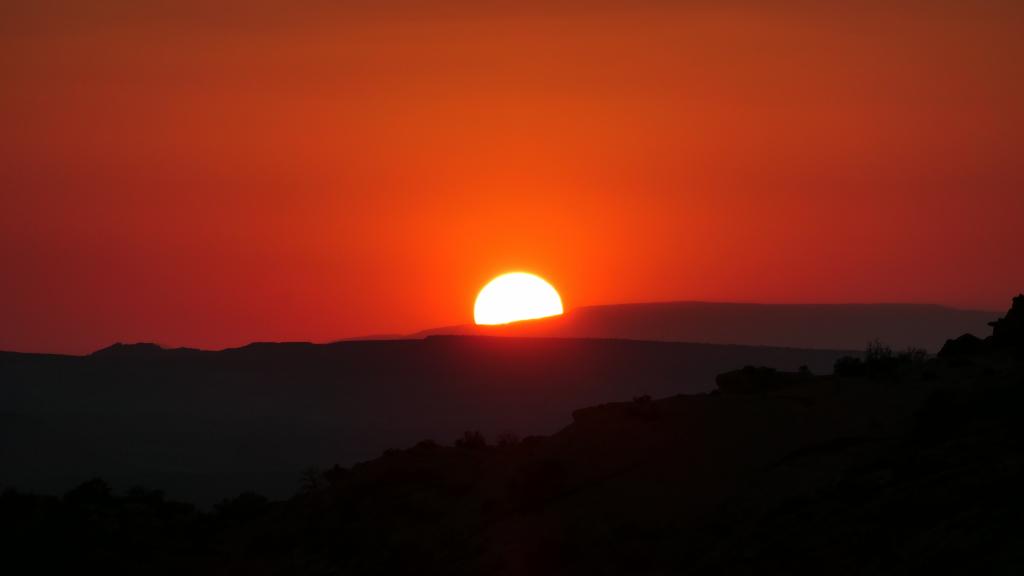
[2,2,1022,353]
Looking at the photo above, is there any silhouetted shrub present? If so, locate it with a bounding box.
[496,432,520,447]
[455,430,488,450]
[215,491,270,523]
[901,347,928,366]
[299,466,323,493]
[0,479,217,572]
[323,464,349,486]
[520,435,544,448]
[834,355,865,377]
[834,340,928,378]
[628,394,659,419]
[865,339,894,364]
[63,477,113,509]
[412,439,439,452]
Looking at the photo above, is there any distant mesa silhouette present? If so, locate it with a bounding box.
[90,342,167,356]
[413,301,996,352]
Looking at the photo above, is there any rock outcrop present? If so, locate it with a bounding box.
[940,293,1024,356]
[715,365,813,394]
[989,293,1024,346]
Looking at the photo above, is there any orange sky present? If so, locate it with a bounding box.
[2,1,1022,353]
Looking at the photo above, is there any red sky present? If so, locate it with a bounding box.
[2,1,1022,354]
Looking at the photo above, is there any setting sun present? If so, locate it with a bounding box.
[474,273,564,325]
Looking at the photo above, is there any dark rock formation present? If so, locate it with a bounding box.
[988,293,1024,346]
[714,365,813,394]
[938,333,985,358]
[940,293,1023,357]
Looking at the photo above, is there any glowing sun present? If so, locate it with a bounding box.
[474,272,564,325]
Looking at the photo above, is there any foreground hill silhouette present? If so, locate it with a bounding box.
[2,296,1022,574]
[414,301,995,351]
[0,338,846,504]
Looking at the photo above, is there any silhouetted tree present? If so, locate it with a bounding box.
[413,439,439,451]
[455,430,488,450]
[865,339,894,364]
[834,355,865,377]
[834,340,928,378]
[496,431,520,447]
[323,464,349,486]
[299,466,323,493]
[901,347,928,366]
[63,477,113,506]
[215,491,270,523]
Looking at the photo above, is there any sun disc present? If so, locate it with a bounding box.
[474,273,563,325]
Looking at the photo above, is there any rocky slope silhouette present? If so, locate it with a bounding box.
[0,338,846,505]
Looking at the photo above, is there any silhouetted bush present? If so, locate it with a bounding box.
[628,394,659,419]
[834,340,929,378]
[323,464,349,486]
[901,347,928,366]
[496,431,521,447]
[865,339,894,364]
[215,491,270,523]
[411,439,439,453]
[834,355,865,377]
[455,430,488,450]
[0,478,216,572]
[63,477,113,508]
[299,466,324,493]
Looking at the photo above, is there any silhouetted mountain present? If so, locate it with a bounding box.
[0,337,847,505]
[413,301,995,352]
[90,342,174,357]
[2,296,1021,575]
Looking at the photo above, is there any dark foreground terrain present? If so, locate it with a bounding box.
[2,296,1023,575]
[0,338,845,504]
